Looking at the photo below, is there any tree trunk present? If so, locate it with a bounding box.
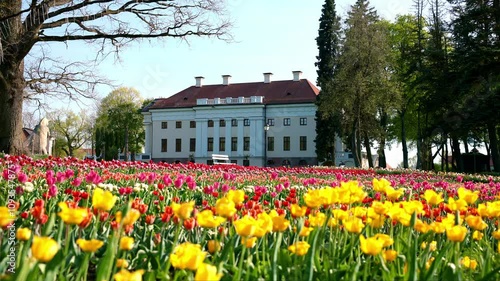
[451,136,462,172]
[363,133,374,168]
[351,122,361,168]
[400,111,409,168]
[0,63,25,155]
[487,122,500,172]
[462,137,469,153]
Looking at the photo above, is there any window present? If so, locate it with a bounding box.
[176,138,182,152]
[190,138,195,152]
[283,118,291,126]
[283,136,290,151]
[176,121,182,128]
[219,137,226,151]
[300,136,307,151]
[231,137,237,151]
[300,118,307,126]
[208,120,214,127]
[207,138,213,151]
[267,137,274,151]
[267,118,275,126]
[161,122,168,129]
[190,121,196,128]
[231,119,238,127]
[244,119,250,126]
[220,119,226,127]
[161,139,167,152]
[244,137,250,151]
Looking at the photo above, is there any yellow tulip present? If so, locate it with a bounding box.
[115,209,141,226]
[113,269,145,281]
[359,235,384,256]
[308,212,326,227]
[194,263,223,281]
[76,238,104,253]
[16,228,31,241]
[214,197,236,218]
[472,230,483,241]
[446,225,467,242]
[288,241,310,256]
[371,201,392,215]
[447,198,468,212]
[171,201,195,220]
[304,189,323,209]
[170,242,206,271]
[298,226,314,237]
[461,256,478,270]
[254,212,273,238]
[382,250,398,262]
[457,187,479,204]
[116,259,129,268]
[119,236,135,251]
[226,190,245,205]
[196,210,226,228]
[414,219,431,233]
[207,240,221,254]
[421,241,437,251]
[493,229,500,240]
[31,236,59,263]
[0,206,15,227]
[271,214,290,232]
[373,234,394,247]
[233,215,257,237]
[241,237,258,248]
[57,202,88,225]
[290,204,307,218]
[343,217,365,234]
[372,178,391,193]
[422,190,444,205]
[92,188,117,211]
[465,215,488,231]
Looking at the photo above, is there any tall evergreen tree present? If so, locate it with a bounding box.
[448,0,500,171]
[325,0,391,167]
[315,0,342,164]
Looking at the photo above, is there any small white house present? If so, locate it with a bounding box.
[142,71,324,167]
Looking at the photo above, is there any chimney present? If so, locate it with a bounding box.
[195,76,204,88]
[263,72,273,84]
[292,71,302,82]
[222,75,231,86]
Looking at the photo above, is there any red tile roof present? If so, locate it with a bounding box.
[146,79,320,110]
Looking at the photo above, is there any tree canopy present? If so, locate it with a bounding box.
[0,0,231,154]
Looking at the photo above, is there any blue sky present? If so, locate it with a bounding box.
[39,0,417,166]
[48,0,415,101]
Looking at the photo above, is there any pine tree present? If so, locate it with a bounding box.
[328,0,391,167]
[315,0,342,164]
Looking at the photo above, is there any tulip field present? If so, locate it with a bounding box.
[2,155,500,281]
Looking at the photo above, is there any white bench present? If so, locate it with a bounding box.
[212,154,231,165]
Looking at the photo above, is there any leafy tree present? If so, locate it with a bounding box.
[0,0,231,155]
[95,87,144,160]
[388,14,428,168]
[447,0,500,171]
[325,0,391,167]
[49,110,91,157]
[315,0,342,163]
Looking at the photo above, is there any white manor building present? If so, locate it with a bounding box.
[142,71,323,167]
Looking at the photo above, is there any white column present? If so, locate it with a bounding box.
[225,119,231,155]
[252,118,265,157]
[195,119,207,158]
[144,122,152,154]
[213,119,220,153]
[237,119,244,156]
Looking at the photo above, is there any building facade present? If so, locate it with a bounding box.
[142,71,321,167]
